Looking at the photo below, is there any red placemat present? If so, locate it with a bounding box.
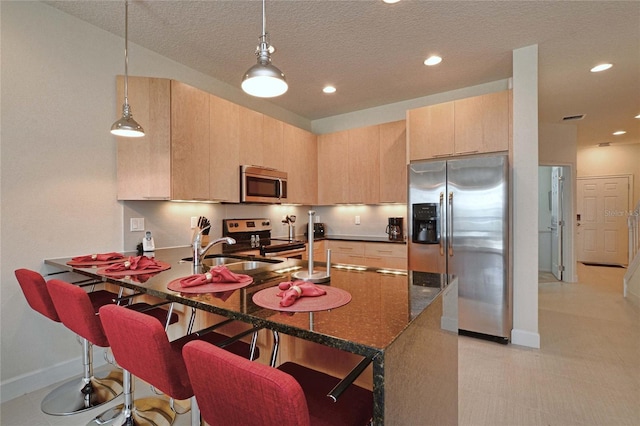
[167,275,253,294]
[252,285,351,313]
[96,261,171,277]
[67,258,126,267]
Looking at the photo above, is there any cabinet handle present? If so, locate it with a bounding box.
[433,153,453,158]
[377,250,393,254]
[456,150,479,154]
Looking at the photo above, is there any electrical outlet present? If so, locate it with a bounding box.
[190,217,198,229]
[355,215,361,225]
[130,218,145,232]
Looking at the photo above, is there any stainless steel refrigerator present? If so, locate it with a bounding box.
[408,154,511,342]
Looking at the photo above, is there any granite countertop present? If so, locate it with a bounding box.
[308,235,407,244]
[45,247,446,357]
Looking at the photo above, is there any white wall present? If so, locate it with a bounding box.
[511,45,540,348]
[1,2,127,400]
[314,205,407,238]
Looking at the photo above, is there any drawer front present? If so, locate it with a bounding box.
[364,243,407,258]
[328,241,365,255]
[331,253,365,266]
[303,240,326,262]
[363,256,407,270]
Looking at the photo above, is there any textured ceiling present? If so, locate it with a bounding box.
[45,0,639,147]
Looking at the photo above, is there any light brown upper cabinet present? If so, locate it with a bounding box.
[407,90,511,161]
[116,76,171,200]
[348,125,380,204]
[480,90,510,153]
[238,106,264,167]
[407,101,455,160]
[317,131,350,204]
[263,115,284,171]
[454,90,510,155]
[283,123,318,205]
[209,94,240,203]
[318,121,406,205]
[171,80,211,201]
[379,120,407,203]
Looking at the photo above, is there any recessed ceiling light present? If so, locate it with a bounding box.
[323,86,336,94]
[612,130,626,136]
[635,114,640,119]
[424,55,442,66]
[590,63,612,72]
[382,0,401,3]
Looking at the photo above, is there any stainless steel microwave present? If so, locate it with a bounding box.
[240,165,287,204]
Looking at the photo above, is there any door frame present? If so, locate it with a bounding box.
[576,174,633,266]
[539,163,577,282]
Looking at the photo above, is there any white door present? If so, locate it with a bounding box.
[550,167,564,280]
[577,176,630,266]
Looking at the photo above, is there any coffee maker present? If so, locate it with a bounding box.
[412,203,439,244]
[385,217,404,241]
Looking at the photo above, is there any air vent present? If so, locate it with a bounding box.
[562,114,585,121]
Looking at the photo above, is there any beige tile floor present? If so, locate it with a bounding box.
[2,263,638,425]
[459,263,640,426]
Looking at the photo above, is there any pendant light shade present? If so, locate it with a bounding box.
[241,0,288,98]
[111,0,144,138]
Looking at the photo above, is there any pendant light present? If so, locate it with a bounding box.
[111,0,144,137]
[241,0,288,98]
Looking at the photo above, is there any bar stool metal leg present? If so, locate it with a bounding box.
[87,369,176,426]
[41,338,123,416]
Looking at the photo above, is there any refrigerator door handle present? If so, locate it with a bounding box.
[448,191,454,257]
[439,192,445,256]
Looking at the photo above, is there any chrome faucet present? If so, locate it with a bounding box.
[193,226,236,267]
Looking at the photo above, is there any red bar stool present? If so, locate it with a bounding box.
[98,303,259,426]
[183,340,374,426]
[14,269,122,416]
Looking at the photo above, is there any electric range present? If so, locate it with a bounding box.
[222,218,306,258]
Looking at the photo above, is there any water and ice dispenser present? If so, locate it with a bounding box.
[412,203,439,244]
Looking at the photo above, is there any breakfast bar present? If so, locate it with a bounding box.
[45,247,458,426]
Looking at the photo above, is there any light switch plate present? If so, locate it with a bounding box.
[130,218,145,232]
[355,215,361,225]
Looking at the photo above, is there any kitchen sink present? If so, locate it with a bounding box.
[180,254,283,271]
[224,260,279,271]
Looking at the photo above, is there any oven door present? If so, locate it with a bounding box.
[241,165,287,204]
[260,243,306,259]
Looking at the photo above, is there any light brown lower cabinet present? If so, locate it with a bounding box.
[363,242,407,269]
[302,240,326,262]
[327,241,407,269]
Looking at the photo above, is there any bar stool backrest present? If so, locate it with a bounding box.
[15,269,60,322]
[46,279,110,348]
[183,340,311,426]
[99,304,193,400]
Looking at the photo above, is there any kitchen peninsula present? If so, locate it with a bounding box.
[45,247,457,425]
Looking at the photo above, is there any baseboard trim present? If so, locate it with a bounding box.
[0,350,108,404]
[511,328,540,348]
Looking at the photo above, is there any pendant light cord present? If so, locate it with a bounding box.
[123,0,130,108]
[262,0,266,38]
